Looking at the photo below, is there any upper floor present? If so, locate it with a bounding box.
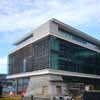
[11,18,100,54]
[8,19,100,76]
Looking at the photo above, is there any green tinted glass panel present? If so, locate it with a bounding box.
[50,37,60,51]
[50,37,60,69]
[51,53,59,69]
[50,36,100,75]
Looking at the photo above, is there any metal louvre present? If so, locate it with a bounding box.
[8,36,50,74]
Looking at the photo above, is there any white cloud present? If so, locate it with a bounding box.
[0,0,100,32]
[0,0,99,48]
[0,0,100,73]
[0,0,100,43]
[0,56,7,73]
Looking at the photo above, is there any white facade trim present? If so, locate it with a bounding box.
[9,33,50,54]
[7,69,49,79]
[9,19,100,54]
[51,33,100,53]
[10,32,100,54]
[7,69,100,79]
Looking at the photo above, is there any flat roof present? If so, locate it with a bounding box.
[51,18,100,46]
[14,18,100,47]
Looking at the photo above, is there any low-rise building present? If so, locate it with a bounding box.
[7,18,100,98]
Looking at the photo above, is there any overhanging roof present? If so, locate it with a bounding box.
[14,18,100,47]
[51,18,100,46]
[7,69,100,79]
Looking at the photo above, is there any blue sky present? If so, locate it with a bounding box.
[0,0,100,74]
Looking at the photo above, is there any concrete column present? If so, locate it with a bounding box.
[49,82,56,96]
[62,83,68,96]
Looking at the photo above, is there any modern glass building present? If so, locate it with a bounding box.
[7,18,100,98]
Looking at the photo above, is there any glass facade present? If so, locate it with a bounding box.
[2,78,29,95]
[9,37,50,74]
[17,78,29,94]
[9,35,100,75]
[59,29,100,50]
[50,36,100,75]
[9,44,33,74]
